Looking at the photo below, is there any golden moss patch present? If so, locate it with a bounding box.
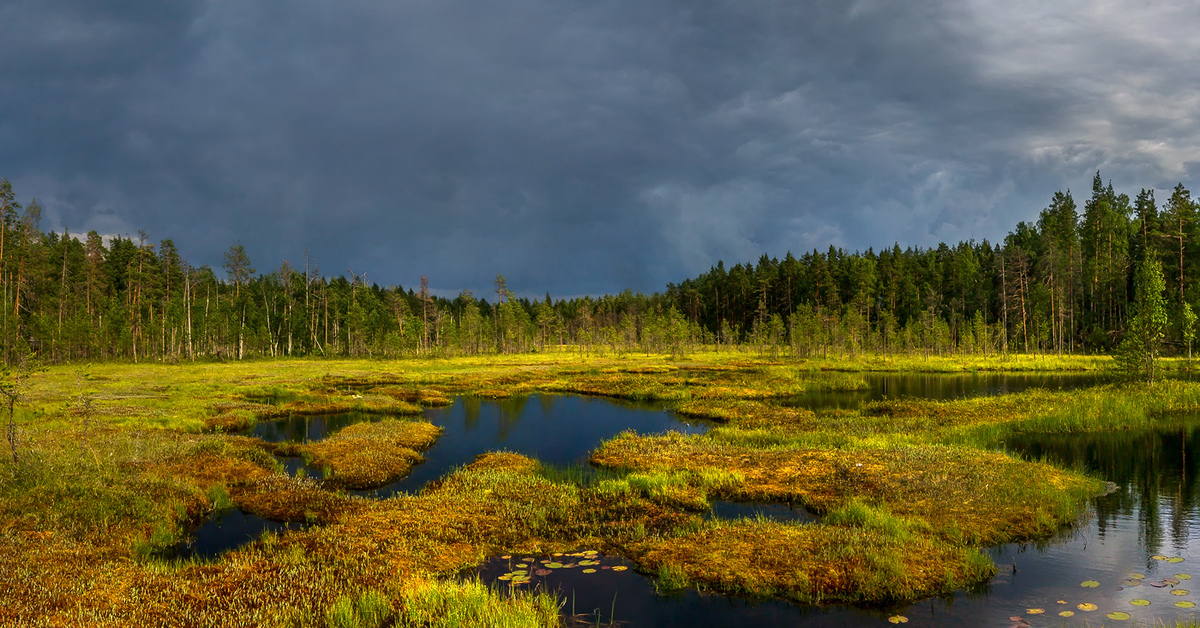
[634,519,994,603]
[297,419,442,489]
[592,431,1103,545]
[676,399,817,429]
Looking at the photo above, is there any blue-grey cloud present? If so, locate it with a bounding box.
[2,0,1199,297]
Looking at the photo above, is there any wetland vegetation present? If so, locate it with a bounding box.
[3,353,1198,627]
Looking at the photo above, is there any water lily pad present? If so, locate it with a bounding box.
[578,560,597,566]
[1078,603,1098,611]
[546,562,563,569]
[1106,611,1131,620]
[534,569,551,576]
[1130,599,1151,606]
[1178,573,1193,580]
[1153,555,1168,560]
[887,617,908,624]
[1058,611,1074,617]
[561,563,577,569]
[1123,579,1143,586]
[1170,557,1186,563]
[582,568,597,573]
[1081,580,1101,588]
[612,566,628,572]
[601,565,611,570]
[1150,581,1169,588]
[501,555,511,559]
[1165,577,1180,585]
[553,552,563,557]
[1177,601,1197,609]
[1129,573,1147,579]
[1056,600,1067,604]
[1026,608,1044,614]
[497,575,512,581]
[1172,589,1190,596]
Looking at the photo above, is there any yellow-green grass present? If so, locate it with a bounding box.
[0,353,1156,623]
[291,419,442,489]
[676,399,817,429]
[591,431,1104,546]
[823,380,1200,442]
[633,515,995,603]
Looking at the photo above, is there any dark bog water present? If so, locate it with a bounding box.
[250,411,383,443]
[785,372,1119,410]
[706,500,818,524]
[362,394,710,497]
[163,508,303,560]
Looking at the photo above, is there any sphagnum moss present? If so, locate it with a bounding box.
[591,431,1103,545]
[294,419,442,489]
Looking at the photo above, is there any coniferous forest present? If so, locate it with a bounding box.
[1,171,1197,363]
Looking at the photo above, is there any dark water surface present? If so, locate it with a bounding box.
[250,411,383,443]
[164,508,304,560]
[363,394,710,497]
[706,500,819,524]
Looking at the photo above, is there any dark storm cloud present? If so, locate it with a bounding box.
[2,0,1199,296]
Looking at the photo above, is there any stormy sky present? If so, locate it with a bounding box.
[2,0,1199,297]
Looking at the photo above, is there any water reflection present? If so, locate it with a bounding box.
[163,508,304,561]
[362,394,710,497]
[1007,425,1200,568]
[250,411,382,443]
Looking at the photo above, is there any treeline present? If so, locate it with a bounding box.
[665,172,1199,358]
[0,172,1195,363]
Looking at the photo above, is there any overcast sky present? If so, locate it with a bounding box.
[2,0,1198,298]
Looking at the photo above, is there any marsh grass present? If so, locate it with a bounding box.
[397,578,561,628]
[294,419,441,489]
[633,518,996,603]
[592,467,744,511]
[0,354,1160,624]
[676,399,817,429]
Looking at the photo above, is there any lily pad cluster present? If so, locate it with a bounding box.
[493,550,632,586]
[1003,556,1196,625]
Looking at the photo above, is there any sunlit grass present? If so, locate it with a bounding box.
[0,352,1172,623]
